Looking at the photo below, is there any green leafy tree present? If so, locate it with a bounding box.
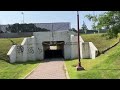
[0,25,3,33]
[69,28,78,33]
[6,23,50,33]
[81,21,88,34]
[85,11,120,39]
[85,14,98,32]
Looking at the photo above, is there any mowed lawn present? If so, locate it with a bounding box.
[0,38,39,79]
[65,34,120,79]
[81,34,120,53]
[0,38,23,60]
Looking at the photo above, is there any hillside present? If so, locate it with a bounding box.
[81,34,120,53]
[1,33,120,79]
[0,38,39,79]
[0,38,23,60]
[65,34,120,79]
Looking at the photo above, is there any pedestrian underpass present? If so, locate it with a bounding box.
[43,41,64,59]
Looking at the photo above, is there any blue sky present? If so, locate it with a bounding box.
[0,11,106,29]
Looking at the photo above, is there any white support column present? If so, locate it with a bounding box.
[89,42,98,59]
[27,36,36,61]
[70,35,84,59]
[21,38,28,62]
[36,43,44,60]
[64,44,71,59]
[7,45,17,63]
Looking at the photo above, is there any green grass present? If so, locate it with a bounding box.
[0,61,39,79]
[0,38,24,60]
[1,33,120,79]
[65,42,120,79]
[0,38,40,79]
[81,34,120,52]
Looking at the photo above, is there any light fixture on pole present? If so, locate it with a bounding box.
[93,11,95,16]
[76,11,85,71]
[21,12,24,23]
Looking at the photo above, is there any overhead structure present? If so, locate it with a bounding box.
[7,30,98,63]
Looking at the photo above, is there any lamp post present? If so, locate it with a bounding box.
[21,12,24,23]
[76,11,85,71]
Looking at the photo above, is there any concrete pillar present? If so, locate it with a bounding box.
[89,42,98,59]
[70,35,84,59]
[7,45,17,63]
[27,36,36,61]
[36,43,44,60]
[21,38,28,62]
[82,42,90,59]
[16,45,24,62]
[64,44,71,59]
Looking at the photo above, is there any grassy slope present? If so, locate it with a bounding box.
[0,38,39,79]
[65,34,120,79]
[0,61,39,79]
[81,34,120,52]
[0,38,23,60]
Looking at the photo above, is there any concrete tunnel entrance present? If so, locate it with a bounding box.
[42,41,64,59]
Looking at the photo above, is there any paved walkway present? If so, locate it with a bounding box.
[25,58,67,79]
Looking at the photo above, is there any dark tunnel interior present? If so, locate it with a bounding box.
[43,41,64,59]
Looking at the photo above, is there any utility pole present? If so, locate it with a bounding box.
[76,11,85,71]
[51,23,54,45]
[21,12,24,23]
[93,11,95,16]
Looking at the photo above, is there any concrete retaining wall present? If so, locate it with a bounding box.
[81,42,98,59]
[89,42,98,59]
[7,31,98,63]
[70,35,84,59]
[7,45,17,63]
[82,42,91,59]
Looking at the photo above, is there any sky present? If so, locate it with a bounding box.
[0,11,106,29]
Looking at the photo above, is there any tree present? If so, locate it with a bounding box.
[0,25,3,33]
[69,28,78,33]
[6,23,50,33]
[85,11,120,39]
[0,25,1,31]
[85,14,98,32]
[0,30,3,33]
[81,21,88,34]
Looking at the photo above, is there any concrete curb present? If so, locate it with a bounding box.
[64,62,70,79]
[102,41,120,54]
[22,63,41,79]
